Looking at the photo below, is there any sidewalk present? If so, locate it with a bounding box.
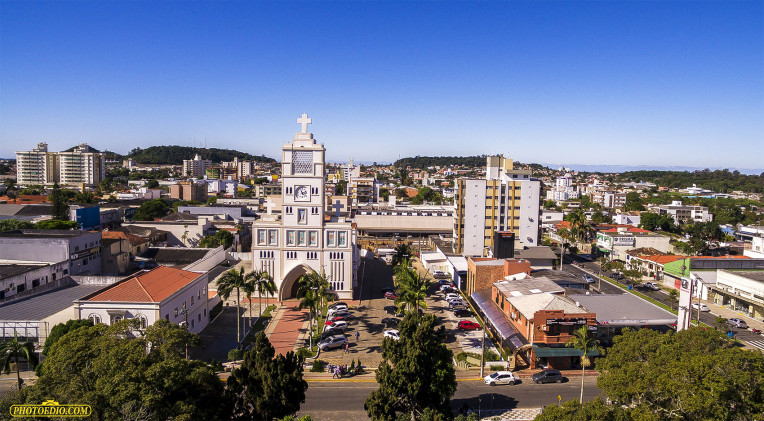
[703,300,764,331]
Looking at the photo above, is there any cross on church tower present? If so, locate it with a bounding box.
[264,199,277,215]
[297,113,312,134]
[332,200,345,217]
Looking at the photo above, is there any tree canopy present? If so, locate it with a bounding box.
[132,199,170,221]
[618,169,764,194]
[537,327,764,421]
[198,229,235,249]
[226,332,308,420]
[365,313,457,420]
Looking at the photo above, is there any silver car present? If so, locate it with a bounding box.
[317,335,348,351]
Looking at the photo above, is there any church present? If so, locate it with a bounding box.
[251,114,359,300]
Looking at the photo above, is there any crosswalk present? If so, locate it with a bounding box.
[746,340,764,352]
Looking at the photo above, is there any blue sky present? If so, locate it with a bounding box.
[1,1,762,169]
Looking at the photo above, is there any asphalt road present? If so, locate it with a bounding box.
[298,377,601,420]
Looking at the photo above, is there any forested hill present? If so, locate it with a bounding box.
[127,146,276,165]
[618,169,764,193]
[394,156,489,168]
[394,155,549,171]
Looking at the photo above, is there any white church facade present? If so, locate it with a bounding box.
[251,114,359,300]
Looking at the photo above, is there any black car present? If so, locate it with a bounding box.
[532,369,563,384]
[384,305,403,317]
[328,301,348,310]
[453,309,473,318]
[321,329,344,340]
[381,317,400,328]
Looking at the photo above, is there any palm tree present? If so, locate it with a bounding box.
[395,267,430,313]
[391,243,413,268]
[256,275,277,317]
[565,325,604,403]
[0,332,38,390]
[297,289,320,351]
[241,277,255,329]
[217,267,247,343]
[297,269,333,312]
[567,208,588,242]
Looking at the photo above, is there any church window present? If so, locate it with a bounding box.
[292,150,313,174]
[88,314,101,324]
[338,231,347,247]
[268,230,278,245]
[312,207,318,215]
[309,231,318,246]
[298,208,307,224]
[136,315,148,329]
[298,231,306,246]
[327,231,336,247]
[257,230,266,245]
[286,206,293,214]
[286,231,295,246]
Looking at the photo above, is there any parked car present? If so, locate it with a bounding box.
[453,309,473,318]
[383,329,400,341]
[328,301,347,310]
[532,369,563,384]
[317,335,348,351]
[691,303,710,312]
[437,279,452,287]
[449,300,467,310]
[433,270,449,279]
[381,287,394,294]
[484,371,516,386]
[324,321,349,332]
[321,328,343,340]
[325,315,348,325]
[582,274,594,283]
[382,317,400,328]
[445,293,461,301]
[385,291,398,300]
[728,318,748,329]
[327,306,349,316]
[642,282,660,291]
[440,284,456,292]
[458,320,482,330]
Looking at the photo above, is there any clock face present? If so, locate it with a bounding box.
[294,185,309,201]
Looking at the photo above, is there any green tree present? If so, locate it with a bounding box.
[565,209,588,242]
[21,320,226,420]
[226,332,307,420]
[34,220,79,230]
[218,267,247,343]
[623,192,645,211]
[622,269,643,285]
[0,333,38,390]
[198,229,235,249]
[0,219,34,231]
[145,179,160,189]
[639,212,675,232]
[533,398,631,421]
[566,326,604,403]
[380,188,390,201]
[296,270,333,349]
[590,210,611,224]
[132,198,170,221]
[394,267,430,313]
[365,313,457,421]
[596,327,764,420]
[48,182,69,220]
[42,319,94,356]
[335,179,347,195]
[391,243,414,268]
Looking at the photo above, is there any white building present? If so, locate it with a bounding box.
[116,187,162,201]
[454,155,541,256]
[612,212,641,227]
[744,236,764,259]
[74,266,211,334]
[183,154,211,177]
[15,142,105,187]
[251,114,359,299]
[652,201,713,225]
[552,173,578,201]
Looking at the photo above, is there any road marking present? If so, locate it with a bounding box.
[747,340,764,351]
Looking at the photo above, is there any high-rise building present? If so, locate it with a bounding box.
[15,143,105,187]
[454,155,540,257]
[182,154,211,177]
[170,181,207,202]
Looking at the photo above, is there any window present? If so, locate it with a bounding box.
[88,314,101,324]
[137,315,148,329]
[174,308,179,317]
[309,231,318,247]
[257,229,266,245]
[327,231,336,247]
[268,230,278,246]
[338,231,347,247]
[191,296,194,305]
[198,314,201,322]
[286,230,296,246]
[298,208,307,224]
[298,231,306,246]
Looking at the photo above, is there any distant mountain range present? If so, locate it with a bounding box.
[541,163,764,176]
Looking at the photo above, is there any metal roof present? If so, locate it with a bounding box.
[570,294,677,326]
[0,263,48,280]
[471,289,528,351]
[0,284,107,321]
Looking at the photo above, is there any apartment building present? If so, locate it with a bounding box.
[454,155,541,256]
[169,181,207,202]
[651,201,712,225]
[16,143,105,187]
[182,154,211,177]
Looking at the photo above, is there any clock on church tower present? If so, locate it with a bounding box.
[282,113,325,228]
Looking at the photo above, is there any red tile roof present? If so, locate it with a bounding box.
[102,231,149,246]
[645,255,685,265]
[86,266,201,303]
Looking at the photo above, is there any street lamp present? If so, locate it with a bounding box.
[179,303,189,359]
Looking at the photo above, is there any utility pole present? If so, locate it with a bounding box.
[480,326,486,378]
[180,303,189,359]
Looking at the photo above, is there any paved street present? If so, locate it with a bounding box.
[298,377,601,420]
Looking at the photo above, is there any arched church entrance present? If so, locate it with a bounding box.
[280,264,312,300]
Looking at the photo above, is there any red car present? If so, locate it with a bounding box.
[458,320,482,330]
[385,291,397,300]
[325,316,346,325]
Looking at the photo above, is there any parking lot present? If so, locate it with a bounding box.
[314,257,498,369]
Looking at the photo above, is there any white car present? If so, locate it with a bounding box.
[383,329,400,341]
[484,371,516,386]
[643,282,660,291]
[327,305,348,316]
[445,293,461,301]
[324,321,348,332]
[691,303,710,312]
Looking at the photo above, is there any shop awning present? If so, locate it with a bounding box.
[532,345,600,358]
[471,290,529,352]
